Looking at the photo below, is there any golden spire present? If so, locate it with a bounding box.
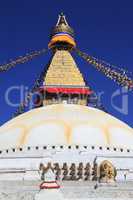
[41,14,91,106]
[48,13,76,49]
[44,50,85,86]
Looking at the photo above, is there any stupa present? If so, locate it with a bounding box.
[0,13,133,199]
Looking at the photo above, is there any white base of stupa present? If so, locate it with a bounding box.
[35,189,64,200]
[0,180,132,200]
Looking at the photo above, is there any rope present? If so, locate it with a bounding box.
[75,48,133,90]
[0,48,48,72]
[12,66,46,117]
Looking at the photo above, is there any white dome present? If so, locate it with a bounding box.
[0,104,133,150]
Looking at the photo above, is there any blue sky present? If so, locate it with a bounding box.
[0,0,133,127]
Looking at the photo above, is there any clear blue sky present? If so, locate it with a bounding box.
[0,0,133,127]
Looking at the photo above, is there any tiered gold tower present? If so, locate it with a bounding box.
[44,50,85,86]
[38,13,92,106]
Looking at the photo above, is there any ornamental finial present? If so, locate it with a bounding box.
[48,13,76,49]
[56,12,68,26]
[60,12,64,16]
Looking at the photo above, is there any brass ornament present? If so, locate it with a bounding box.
[99,160,117,183]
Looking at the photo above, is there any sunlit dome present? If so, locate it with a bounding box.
[0,104,133,150]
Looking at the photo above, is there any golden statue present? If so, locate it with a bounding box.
[99,160,117,183]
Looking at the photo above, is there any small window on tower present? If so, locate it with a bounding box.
[84,146,87,149]
[27,146,31,150]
